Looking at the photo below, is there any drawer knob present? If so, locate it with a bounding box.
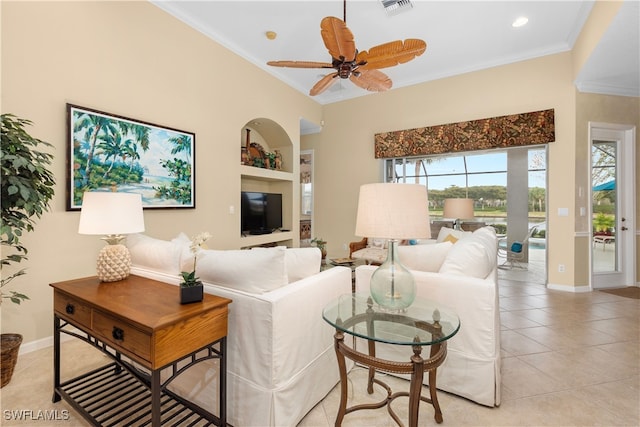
[65,303,75,315]
[112,327,125,341]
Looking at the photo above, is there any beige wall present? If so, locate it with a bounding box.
[303,52,580,287]
[2,1,637,348]
[1,1,321,344]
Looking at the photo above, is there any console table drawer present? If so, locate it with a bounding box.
[92,310,151,362]
[54,293,91,329]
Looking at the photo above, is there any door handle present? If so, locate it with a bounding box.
[621,226,628,231]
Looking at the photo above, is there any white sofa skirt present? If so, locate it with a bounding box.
[131,265,354,426]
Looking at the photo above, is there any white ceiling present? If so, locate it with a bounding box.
[152,0,639,105]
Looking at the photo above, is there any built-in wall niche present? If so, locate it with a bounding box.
[240,118,293,173]
[239,118,295,248]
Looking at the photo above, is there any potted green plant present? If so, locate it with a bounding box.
[1,114,55,387]
[593,213,614,236]
[311,237,327,259]
[180,232,211,304]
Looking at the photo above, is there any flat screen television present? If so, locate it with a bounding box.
[241,192,283,235]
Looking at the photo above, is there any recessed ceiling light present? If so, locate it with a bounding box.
[512,17,529,28]
[265,31,277,40]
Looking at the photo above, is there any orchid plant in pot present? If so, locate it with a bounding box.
[180,232,210,304]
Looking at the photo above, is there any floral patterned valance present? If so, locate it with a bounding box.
[374,109,555,158]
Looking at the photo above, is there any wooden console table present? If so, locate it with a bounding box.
[51,275,232,426]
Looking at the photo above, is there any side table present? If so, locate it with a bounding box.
[323,293,460,426]
[50,275,232,426]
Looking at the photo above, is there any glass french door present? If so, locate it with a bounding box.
[590,125,635,289]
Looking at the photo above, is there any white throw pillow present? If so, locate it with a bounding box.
[195,246,287,293]
[397,242,453,272]
[126,233,185,275]
[439,233,493,279]
[436,226,472,243]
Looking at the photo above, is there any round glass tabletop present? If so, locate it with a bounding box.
[323,293,460,346]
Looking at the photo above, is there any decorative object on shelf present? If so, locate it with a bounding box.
[274,150,283,170]
[180,232,211,304]
[78,192,145,282]
[311,237,327,259]
[1,333,23,388]
[443,198,474,230]
[67,104,195,210]
[244,128,253,166]
[241,146,249,165]
[265,151,276,170]
[355,183,430,310]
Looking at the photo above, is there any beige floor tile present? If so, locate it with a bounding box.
[500,356,567,400]
[500,311,543,330]
[3,273,639,427]
[500,330,553,356]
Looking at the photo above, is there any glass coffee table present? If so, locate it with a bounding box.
[323,293,460,426]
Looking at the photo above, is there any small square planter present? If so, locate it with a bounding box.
[180,283,203,304]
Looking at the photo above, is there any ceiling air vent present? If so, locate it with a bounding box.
[380,0,413,16]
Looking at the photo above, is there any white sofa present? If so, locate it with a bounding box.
[354,226,501,407]
[125,233,353,426]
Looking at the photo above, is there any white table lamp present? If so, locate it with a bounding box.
[355,183,430,310]
[443,198,474,230]
[78,192,145,282]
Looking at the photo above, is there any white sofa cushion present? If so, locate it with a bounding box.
[439,227,496,279]
[470,226,499,267]
[397,241,453,273]
[195,246,288,293]
[252,246,321,283]
[126,233,189,275]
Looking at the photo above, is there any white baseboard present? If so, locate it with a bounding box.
[546,283,591,293]
[19,330,78,356]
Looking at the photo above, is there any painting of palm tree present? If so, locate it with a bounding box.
[67,104,195,210]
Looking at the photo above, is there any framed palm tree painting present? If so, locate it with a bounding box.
[66,104,195,210]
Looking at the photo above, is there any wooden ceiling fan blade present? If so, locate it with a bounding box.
[349,69,392,92]
[357,39,427,70]
[310,72,339,96]
[267,60,334,69]
[320,16,356,61]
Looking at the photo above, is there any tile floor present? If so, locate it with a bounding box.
[2,275,639,426]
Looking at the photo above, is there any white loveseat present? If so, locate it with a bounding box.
[125,233,353,426]
[354,226,501,407]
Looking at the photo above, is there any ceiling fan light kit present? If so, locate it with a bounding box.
[267,11,426,96]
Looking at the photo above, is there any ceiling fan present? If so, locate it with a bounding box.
[267,2,426,96]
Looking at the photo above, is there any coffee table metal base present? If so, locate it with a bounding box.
[333,329,447,426]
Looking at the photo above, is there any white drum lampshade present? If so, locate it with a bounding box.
[355,183,430,310]
[78,192,145,282]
